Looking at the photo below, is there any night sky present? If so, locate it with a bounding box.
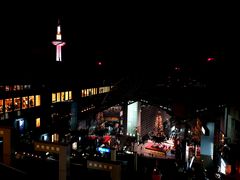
[1,4,239,85]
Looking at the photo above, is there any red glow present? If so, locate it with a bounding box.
[207,57,215,61]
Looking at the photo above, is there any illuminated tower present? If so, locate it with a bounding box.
[52,20,65,62]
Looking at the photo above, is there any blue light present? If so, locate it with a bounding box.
[97,147,110,153]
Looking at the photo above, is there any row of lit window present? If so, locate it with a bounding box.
[0,95,41,113]
[99,86,111,94]
[52,91,72,103]
[0,85,31,91]
[81,86,111,97]
[81,88,98,97]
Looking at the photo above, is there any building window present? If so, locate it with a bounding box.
[22,96,28,109]
[99,87,104,94]
[61,92,65,102]
[29,96,34,108]
[88,89,92,96]
[35,95,41,106]
[0,99,3,113]
[36,118,40,128]
[57,92,61,102]
[5,86,10,91]
[52,133,59,142]
[14,97,21,111]
[5,98,13,112]
[52,93,56,103]
[69,91,72,100]
[65,91,68,101]
[82,89,87,97]
[0,99,3,120]
[13,85,17,91]
[24,85,31,89]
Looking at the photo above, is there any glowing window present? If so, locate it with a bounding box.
[22,96,28,109]
[13,85,17,91]
[57,92,61,102]
[99,87,104,94]
[29,96,34,108]
[0,99,3,113]
[99,86,110,93]
[81,89,85,97]
[36,118,40,128]
[65,91,68,100]
[5,86,10,91]
[5,98,13,112]
[69,91,72,100]
[106,86,110,92]
[52,93,56,103]
[16,85,21,90]
[14,97,21,110]
[35,95,41,106]
[52,133,59,142]
[61,92,65,101]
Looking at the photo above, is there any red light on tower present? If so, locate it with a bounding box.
[52,20,65,62]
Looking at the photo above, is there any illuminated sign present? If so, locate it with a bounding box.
[97,147,110,153]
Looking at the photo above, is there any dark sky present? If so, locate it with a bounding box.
[1,4,239,82]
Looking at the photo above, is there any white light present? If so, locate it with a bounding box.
[202,127,205,135]
[72,142,77,150]
[220,158,226,174]
[57,26,61,34]
[189,156,195,168]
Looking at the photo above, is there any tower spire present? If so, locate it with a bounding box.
[52,19,66,62]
